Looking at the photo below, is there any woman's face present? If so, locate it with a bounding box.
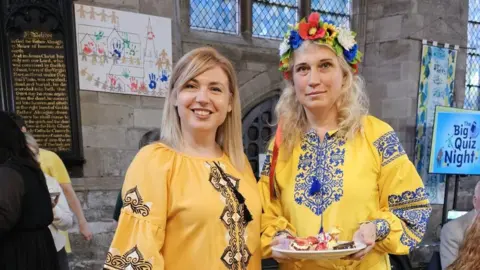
[292,43,345,112]
[176,66,232,136]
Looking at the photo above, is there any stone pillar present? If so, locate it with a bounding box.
[241,0,253,37]
[298,0,311,18]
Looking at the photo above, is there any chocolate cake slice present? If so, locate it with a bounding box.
[333,241,356,250]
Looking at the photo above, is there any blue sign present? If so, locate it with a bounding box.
[429,106,480,175]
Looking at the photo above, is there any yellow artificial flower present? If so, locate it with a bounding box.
[323,23,338,41]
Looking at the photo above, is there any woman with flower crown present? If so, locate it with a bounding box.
[258,12,432,270]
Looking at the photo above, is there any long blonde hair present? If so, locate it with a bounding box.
[275,41,369,154]
[161,47,245,171]
[448,214,480,270]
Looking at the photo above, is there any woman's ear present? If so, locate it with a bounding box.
[228,93,233,113]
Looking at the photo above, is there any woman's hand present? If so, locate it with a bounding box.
[347,222,376,260]
[51,195,59,208]
[271,236,298,264]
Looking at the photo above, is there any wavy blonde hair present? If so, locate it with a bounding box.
[275,41,369,154]
[161,47,244,171]
[448,214,480,270]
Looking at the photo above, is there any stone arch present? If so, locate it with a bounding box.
[240,78,283,118]
[241,91,281,179]
[241,86,281,118]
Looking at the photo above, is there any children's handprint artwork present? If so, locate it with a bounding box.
[148,73,157,90]
[111,39,123,58]
[94,31,104,41]
[97,43,105,55]
[76,3,172,96]
[108,75,117,87]
[139,82,147,92]
[128,45,138,56]
[160,70,169,82]
[121,69,130,79]
[130,78,138,92]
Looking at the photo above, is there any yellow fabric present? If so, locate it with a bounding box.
[38,148,72,253]
[104,143,262,270]
[39,148,71,184]
[60,231,71,253]
[259,116,431,270]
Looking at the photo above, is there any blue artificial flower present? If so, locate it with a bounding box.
[289,30,303,50]
[343,43,358,63]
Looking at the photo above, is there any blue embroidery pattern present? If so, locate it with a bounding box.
[261,150,272,177]
[388,188,428,207]
[373,131,406,166]
[388,187,432,251]
[294,130,345,215]
[372,219,390,241]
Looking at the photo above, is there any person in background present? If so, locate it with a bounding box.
[104,47,262,269]
[258,12,431,270]
[112,128,160,222]
[440,181,480,269]
[0,111,59,269]
[447,214,480,270]
[25,132,74,270]
[8,112,93,246]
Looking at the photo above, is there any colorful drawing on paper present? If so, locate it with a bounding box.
[75,4,172,97]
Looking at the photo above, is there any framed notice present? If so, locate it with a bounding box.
[0,0,84,175]
[429,106,480,175]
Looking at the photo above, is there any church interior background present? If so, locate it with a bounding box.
[1,0,480,269]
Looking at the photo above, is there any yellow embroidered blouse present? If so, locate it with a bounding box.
[259,116,432,270]
[104,143,262,270]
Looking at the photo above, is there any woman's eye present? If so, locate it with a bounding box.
[184,83,196,89]
[211,87,222,92]
[320,62,332,69]
[296,66,308,72]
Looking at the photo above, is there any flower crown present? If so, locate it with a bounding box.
[279,12,362,78]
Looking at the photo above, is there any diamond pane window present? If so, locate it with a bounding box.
[465,0,480,110]
[311,0,351,29]
[253,0,298,39]
[190,0,238,34]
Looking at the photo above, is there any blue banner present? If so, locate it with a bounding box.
[429,106,480,175]
[415,45,457,203]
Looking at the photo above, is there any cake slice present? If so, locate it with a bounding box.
[332,241,356,250]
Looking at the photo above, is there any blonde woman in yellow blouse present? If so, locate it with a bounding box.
[104,47,262,270]
[259,13,432,270]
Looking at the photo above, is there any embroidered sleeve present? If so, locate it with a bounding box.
[258,143,297,258]
[104,145,171,270]
[369,129,432,254]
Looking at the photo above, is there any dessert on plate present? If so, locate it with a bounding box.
[287,227,356,251]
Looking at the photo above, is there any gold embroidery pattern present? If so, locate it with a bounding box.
[104,246,153,270]
[123,186,151,217]
[209,164,251,270]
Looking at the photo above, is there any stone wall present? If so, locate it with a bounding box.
[363,0,469,159]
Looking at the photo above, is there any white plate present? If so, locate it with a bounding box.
[272,241,366,260]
